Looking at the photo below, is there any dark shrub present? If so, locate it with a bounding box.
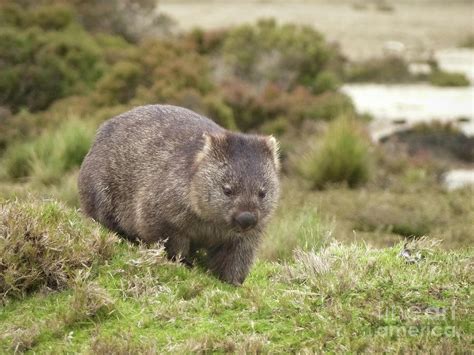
[0,5,104,112]
[220,19,340,93]
[94,61,143,106]
[345,56,413,83]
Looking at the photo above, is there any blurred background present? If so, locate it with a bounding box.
[0,0,473,259]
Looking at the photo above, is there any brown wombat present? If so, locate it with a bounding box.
[78,105,280,284]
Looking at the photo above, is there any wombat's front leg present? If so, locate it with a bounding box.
[164,235,190,262]
[207,239,257,285]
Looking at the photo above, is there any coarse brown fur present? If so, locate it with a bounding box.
[78,104,280,284]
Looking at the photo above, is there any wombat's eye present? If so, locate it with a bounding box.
[223,185,233,196]
[258,189,266,199]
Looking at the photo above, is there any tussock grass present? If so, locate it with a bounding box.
[299,117,372,189]
[1,119,94,184]
[0,199,118,302]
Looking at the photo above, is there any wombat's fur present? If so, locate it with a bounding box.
[78,105,280,284]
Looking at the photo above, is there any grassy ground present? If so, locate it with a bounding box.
[1,199,472,353]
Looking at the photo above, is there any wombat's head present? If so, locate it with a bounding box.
[190,132,280,234]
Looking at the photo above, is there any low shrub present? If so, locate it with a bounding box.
[345,56,413,83]
[429,70,470,87]
[0,199,118,301]
[0,5,105,112]
[94,61,143,106]
[299,117,372,189]
[220,19,340,92]
[300,91,354,121]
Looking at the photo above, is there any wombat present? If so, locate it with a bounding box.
[78,105,280,285]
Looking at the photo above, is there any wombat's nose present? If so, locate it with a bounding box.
[234,212,257,230]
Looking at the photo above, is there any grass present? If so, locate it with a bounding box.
[0,199,471,352]
[0,199,117,302]
[0,118,94,184]
[429,70,470,87]
[299,116,372,189]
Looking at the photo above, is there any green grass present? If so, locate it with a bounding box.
[1,118,94,184]
[0,199,472,353]
[429,70,470,87]
[299,116,372,189]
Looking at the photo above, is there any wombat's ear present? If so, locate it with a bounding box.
[264,135,280,171]
[196,133,226,164]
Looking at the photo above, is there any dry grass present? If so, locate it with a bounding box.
[89,332,157,355]
[0,199,118,302]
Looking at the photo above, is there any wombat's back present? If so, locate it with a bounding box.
[78,104,223,236]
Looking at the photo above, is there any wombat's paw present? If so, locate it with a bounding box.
[218,271,246,286]
[181,257,194,268]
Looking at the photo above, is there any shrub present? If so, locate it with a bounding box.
[0,3,74,31]
[429,70,470,87]
[0,199,118,301]
[300,91,354,121]
[203,95,237,130]
[186,28,228,55]
[0,5,105,112]
[311,70,340,94]
[94,61,143,106]
[220,19,340,92]
[300,117,371,189]
[69,0,171,42]
[345,56,413,83]
[1,119,94,184]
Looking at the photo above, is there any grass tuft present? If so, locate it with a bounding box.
[0,199,118,302]
[299,117,372,189]
[1,119,94,184]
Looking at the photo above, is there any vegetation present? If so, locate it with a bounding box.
[0,199,117,301]
[299,117,372,189]
[0,199,471,352]
[429,70,470,87]
[345,56,415,83]
[1,119,94,184]
[0,4,104,112]
[0,1,472,352]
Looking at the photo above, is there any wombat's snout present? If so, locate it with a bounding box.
[234,211,258,231]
